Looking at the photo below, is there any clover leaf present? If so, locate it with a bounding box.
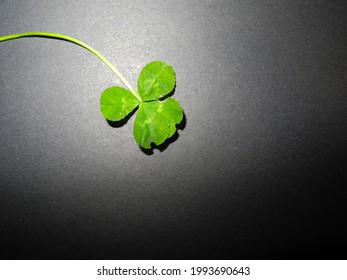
[0,33,184,150]
[100,87,139,121]
[100,61,183,149]
[133,98,183,149]
[137,61,176,101]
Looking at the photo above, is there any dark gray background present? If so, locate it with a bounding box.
[0,0,346,259]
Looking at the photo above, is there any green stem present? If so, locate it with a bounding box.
[0,32,142,102]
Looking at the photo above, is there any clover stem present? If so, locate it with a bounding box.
[0,32,142,102]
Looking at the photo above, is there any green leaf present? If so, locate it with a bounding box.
[100,86,139,121]
[133,98,183,149]
[137,61,176,101]
[99,60,183,149]
[0,34,184,150]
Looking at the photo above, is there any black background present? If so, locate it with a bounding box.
[0,0,346,259]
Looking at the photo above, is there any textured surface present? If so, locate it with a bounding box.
[0,0,346,259]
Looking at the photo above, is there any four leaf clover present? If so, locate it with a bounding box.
[100,61,183,149]
[0,33,184,151]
